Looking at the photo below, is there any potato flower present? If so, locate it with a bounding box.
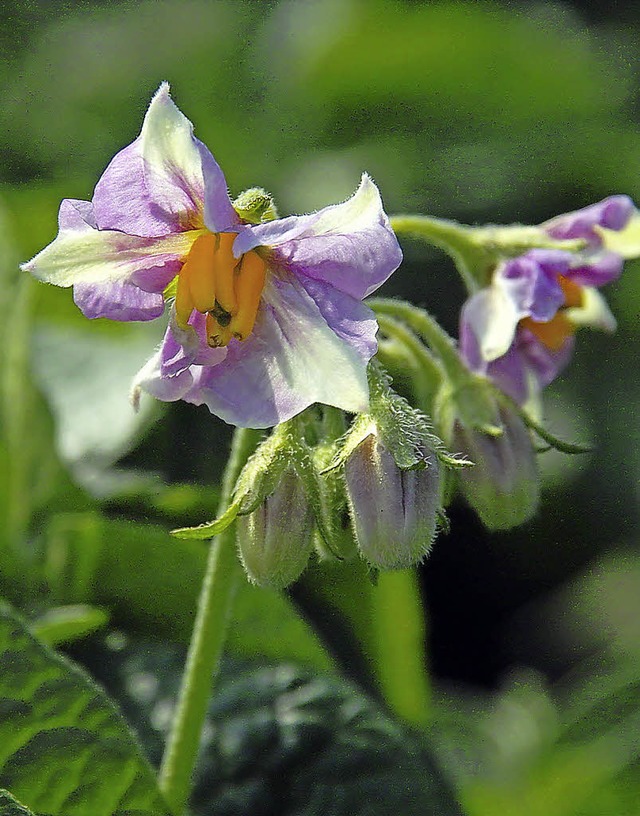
[24,84,402,427]
[459,196,634,403]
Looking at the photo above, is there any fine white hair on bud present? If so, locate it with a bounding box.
[344,432,441,570]
[236,469,314,589]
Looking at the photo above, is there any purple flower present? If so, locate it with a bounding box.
[24,83,402,428]
[459,196,634,403]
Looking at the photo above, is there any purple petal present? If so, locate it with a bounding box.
[298,276,378,362]
[92,83,239,237]
[498,250,567,323]
[58,198,97,230]
[160,274,374,427]
[486,329,574,403]
[161,310,227,377]
[565,251,623,288]
[232,174,402,299]
[73,281,165,321]
[544,195,634,244]
[131,349,196,409]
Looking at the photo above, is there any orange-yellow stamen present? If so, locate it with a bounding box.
[175,231,268,347]
[519,274,585,352]
[558,274,584,309]
[206,312,233,348]
[521,313,574,351]
[211,232,238,315]
[229,251,267,341]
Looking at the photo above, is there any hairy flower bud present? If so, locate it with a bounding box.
[344,432,441,570]
[236,469,314,588]
[453,404,539,530]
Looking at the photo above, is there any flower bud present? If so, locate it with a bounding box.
[344,432,441,570]
[232,187,278,224]
[453,404,539,530]
[236,469,314,588]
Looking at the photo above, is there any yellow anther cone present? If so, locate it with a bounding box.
[186,233,218,313]
[212,233,238,315]
[230,251,267,341]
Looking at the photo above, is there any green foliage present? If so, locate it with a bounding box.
[0,604,170,816]
[80,635,464,816]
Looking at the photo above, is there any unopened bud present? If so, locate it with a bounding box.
[233,187,278,224]
[344,432,441,570]
[453,404,539,530]
[236,469,314,588]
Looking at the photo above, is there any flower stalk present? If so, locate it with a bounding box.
[159,426,262,815]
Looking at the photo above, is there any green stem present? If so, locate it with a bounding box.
[370,298,469,388]
[371,569,431,727]
[390,214,483,293]
[159,427,262,815]
[376,314,443,412]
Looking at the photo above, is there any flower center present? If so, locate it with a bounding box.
[175,232,267,347]
[520,274,584,351]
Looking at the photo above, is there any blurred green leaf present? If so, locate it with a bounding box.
[43,512,333,672]
[80,636,465,816]
[31,323,163,483]
[0,603,170,816]
[31,605,110,647]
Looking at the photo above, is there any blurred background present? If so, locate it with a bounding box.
[1,0,639,812]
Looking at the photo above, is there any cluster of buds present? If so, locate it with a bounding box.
[173,364,464,587]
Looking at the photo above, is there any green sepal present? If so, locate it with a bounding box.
[390,214,587,290]
[171,426,290,540]
[503,394,592,455]
[365,362,468,472]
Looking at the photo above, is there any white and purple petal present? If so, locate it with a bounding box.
[484,331,574,404]
[232,174,402,299]
[92,82,240,237]
[543,195,634,245]
[73,281,165,321]
[565,251,623,288]
[136,274,375,427]
[23,197,196,296]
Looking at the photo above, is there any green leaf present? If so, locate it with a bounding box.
[0,603,170,816]
[81,637,464,816]
[31,323,163,483]
[30,605,110,647]
[44,512,333,672]
[0,789,36,816]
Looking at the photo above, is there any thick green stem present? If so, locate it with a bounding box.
[390,214,483,293]
[371,569,431,728]
[370,298,469,388]
[376,314,443,412]
[159,427,262,815]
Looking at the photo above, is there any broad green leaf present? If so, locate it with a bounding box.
[31,605,110,647]
[0,603,170,816]
[44,512,333,672]
[31,323,163,484]
[80,637,465,816]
